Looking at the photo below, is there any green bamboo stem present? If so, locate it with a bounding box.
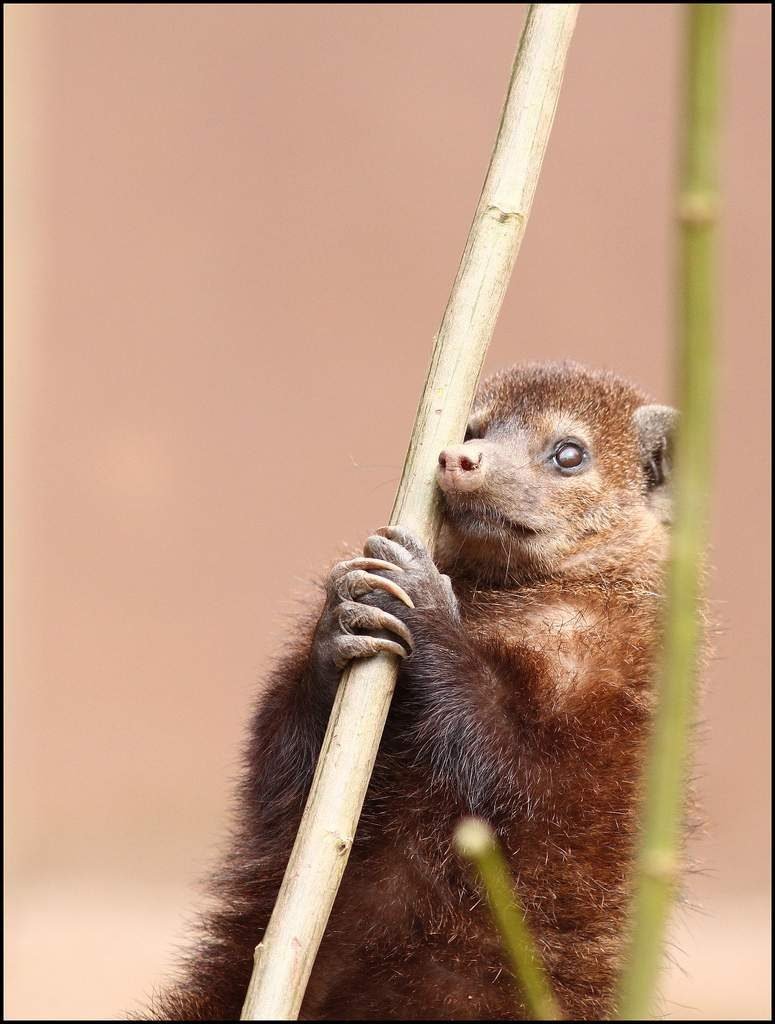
[455,819,561,1021]
[616,5,726,1018]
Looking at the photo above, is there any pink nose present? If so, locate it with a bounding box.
[437,445,483,493]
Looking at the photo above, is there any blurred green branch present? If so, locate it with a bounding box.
[455,818,561,1021]
[617,5,727,1018]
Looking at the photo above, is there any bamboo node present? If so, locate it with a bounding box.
[677,190,719,225]
[642,849,679,883]
[327,830,354,855]
[484,202,524,226]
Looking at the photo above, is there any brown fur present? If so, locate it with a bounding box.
[143,362,680,1021]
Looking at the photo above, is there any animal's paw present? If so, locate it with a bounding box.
[311,526,457,676]
[362,526,458,618]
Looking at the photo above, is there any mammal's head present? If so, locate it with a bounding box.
[436,362,677,583]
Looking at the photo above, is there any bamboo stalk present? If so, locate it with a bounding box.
[616,5,726,1019]
[455,819,561,1021]
[241,6,579,1019]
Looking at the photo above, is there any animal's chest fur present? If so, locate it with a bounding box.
[462,584,649,712]
[302,584,656,1020]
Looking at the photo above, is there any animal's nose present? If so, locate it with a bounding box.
[437,444,484,493]
[438,447,481,472]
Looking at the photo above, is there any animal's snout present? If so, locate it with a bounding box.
[437,444,484,493]
[438,449,481,472]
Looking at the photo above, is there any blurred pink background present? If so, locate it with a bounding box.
[5,4,771,1019]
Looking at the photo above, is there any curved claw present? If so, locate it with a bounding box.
[332,557,405,577]
[336,569,414,609]
[337,601,414,651]
[332,634,409,669]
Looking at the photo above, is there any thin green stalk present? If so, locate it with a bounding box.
[617,5,726,1018]
[455,818,561,1021]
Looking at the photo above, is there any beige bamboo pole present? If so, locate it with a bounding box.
[241,6,579,1019]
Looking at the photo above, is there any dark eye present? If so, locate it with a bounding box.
[552,442,586,471]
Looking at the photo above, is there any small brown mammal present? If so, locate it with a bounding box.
[147,361,678,1021]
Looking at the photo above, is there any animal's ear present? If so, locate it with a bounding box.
[632,404,678,519]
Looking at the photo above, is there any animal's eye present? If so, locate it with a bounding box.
[552,441,586,471]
